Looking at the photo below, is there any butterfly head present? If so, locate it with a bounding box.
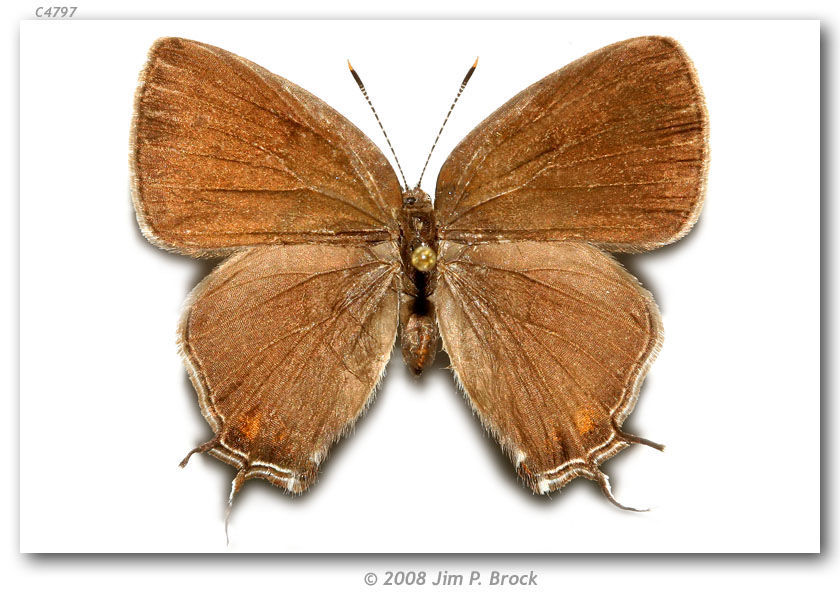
[401,187,432,209]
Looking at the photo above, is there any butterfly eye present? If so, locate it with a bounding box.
[404,196,417,205]
[411,245,437,272]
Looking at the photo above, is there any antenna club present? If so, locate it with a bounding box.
[347,59,354,71]
[473,57,479,68]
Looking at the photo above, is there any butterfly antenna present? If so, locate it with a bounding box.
[348,60,409,190]
[416,57,478,188]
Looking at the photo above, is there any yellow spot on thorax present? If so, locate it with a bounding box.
[411,245,437,272]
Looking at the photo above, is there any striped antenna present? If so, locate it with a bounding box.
[416,57,478,188]
[348,60,409,190]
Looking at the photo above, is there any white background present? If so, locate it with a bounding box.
[18,19,820,553]
[4,2,834,597]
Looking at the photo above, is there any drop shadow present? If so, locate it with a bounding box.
[362,338,556,503]
[613,252,662,309]
[819,27,833,558]
[185,259,223,294]
[612,209,708,313]
[128,195,224,293]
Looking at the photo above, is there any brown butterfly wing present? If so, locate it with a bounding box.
[435,36,708,252]
[131,37,401,256]
[434,241,662,500]
[179,242,400,492]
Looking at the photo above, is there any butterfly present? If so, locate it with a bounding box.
[130,36,708,513]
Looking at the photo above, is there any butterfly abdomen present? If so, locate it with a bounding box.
[400,308,439,375]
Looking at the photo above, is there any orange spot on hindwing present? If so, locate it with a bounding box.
[239,411,262,442]
[573,406,597,436]
[223,408,264,449]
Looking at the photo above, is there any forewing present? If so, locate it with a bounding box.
[435,36,708,252]
[435,240,662,496]
[179,243,399,492]
[131,37,402,256]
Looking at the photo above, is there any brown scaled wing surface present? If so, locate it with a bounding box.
[435,36,708,253]
[130,38,405,493]
[435,241,661,496]
[131,37,402,256]
[180,243,399,492]
[433,37,707,498]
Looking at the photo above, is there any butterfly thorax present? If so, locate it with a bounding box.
[397,187,440,375]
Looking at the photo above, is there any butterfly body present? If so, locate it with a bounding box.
[131,36,708,511]
[396,187,440,374]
